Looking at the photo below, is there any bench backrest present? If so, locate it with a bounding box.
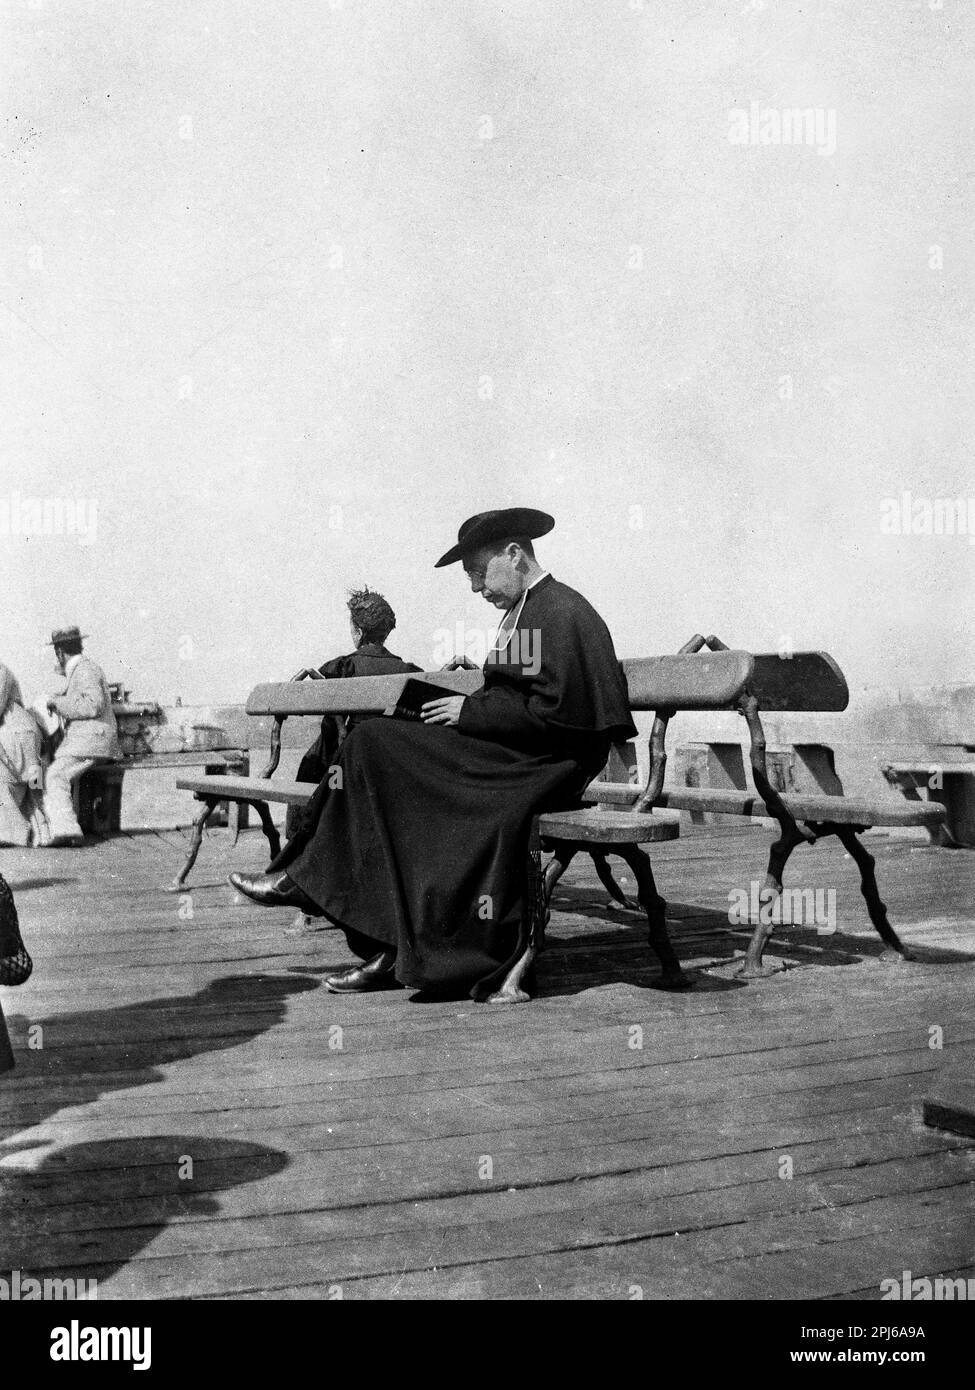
[245,670,483,717]
[246,654,756,718]
[746,652,849,711]
[621,652,753,711]
[244,650,848,719]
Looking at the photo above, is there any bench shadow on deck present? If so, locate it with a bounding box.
[0,825,973,1300]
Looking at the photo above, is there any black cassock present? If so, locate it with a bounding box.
[280,575,637,999]
[286,643,421,838]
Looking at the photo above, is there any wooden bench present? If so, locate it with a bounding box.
[81,751,250,839]
[174,653,756,1001]
[491,643,758,1001]
[881,754,975,848]
[579,636,947,978]
[175,643,946,998]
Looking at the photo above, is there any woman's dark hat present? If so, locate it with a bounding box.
[435,508,555,568]
[48,626,88,646]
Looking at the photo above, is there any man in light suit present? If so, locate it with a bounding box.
[42,626,121,846]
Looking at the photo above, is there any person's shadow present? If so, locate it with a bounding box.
[0,1134,288,1295]
[0,973,318,1141]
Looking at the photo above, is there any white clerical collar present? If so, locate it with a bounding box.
[64,653,83,679]
[490,572,550,657]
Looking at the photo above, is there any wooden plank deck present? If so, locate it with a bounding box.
[1,825,973,1300]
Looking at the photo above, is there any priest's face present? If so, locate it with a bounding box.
[463,542,526,610]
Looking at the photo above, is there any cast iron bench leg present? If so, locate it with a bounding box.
[254,800,281,866]
[831,823,915,962]
[738,819,916,975]
[168,798,219,892]
[736,821,808,978]
[591,849,641,911]
[169,796,281,893]
[618,844,691,989]
[735,692,816,979]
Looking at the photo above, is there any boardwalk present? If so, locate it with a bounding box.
[1,824,973,1299]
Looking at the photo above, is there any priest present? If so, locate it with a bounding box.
[230,508,636,1000]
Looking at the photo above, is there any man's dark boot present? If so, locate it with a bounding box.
[229,870,323,915]
[325,949,398,994]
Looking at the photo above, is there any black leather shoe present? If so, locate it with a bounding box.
[229,871,323,915]
[325,949,398,993]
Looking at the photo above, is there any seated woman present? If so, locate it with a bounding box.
[0,663,49,848]
[285,588,421,838]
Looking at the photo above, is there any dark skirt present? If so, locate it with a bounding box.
[284,717,344,840]
[1,873,29,1072]
[277,719,604,999]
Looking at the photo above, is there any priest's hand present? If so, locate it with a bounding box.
[421,696,466,727]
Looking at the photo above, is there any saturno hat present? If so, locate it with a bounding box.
[435,508,555,568]
[48,626,88,646]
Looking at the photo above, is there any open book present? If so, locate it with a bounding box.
[383,678,460,722]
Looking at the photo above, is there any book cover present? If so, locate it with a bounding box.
[384,678,459,722]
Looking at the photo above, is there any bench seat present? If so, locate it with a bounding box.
[582,781,948,829]
[176,774,313,807]
[538,808,680,844]
[180,771,949,831]
[177,774,685,842]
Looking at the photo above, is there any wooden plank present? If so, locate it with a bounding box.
[12,1179,972,1300]
[175,775,311,805]
[244,670,483,716]
[583,779,948,826]
[655,785,947,827]
[245,655,759,718]
[621,652,754,710]
[537,808,680,843]
[121,752,246,770]
[748,652,849,712]
[2,1113,962,1228]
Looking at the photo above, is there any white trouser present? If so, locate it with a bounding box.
[0,779,44,846]
[42,753,97,840]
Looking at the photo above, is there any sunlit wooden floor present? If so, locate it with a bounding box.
[1,822,973,1299]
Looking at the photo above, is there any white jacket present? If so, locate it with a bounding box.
[50,656,121,760]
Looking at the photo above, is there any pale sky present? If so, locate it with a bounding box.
[3,0,973,705]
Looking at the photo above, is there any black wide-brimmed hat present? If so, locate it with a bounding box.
[435,508,555,568]
[48,626,88,646]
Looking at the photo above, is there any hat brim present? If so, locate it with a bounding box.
[435,509,555,567]
[48,633,89,645]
